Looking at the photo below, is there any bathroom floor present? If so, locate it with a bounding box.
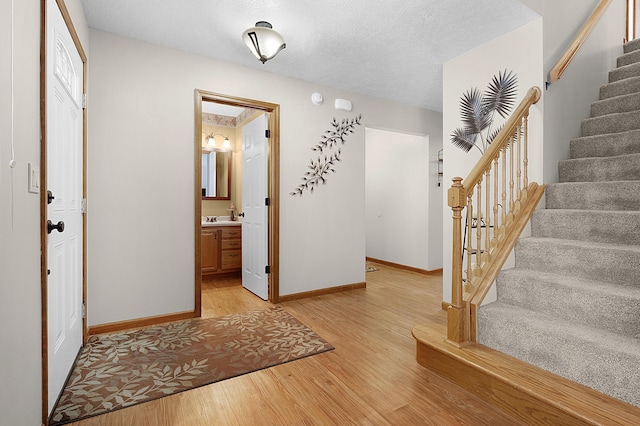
[201,275,271,318]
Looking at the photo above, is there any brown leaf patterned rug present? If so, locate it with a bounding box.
[50,307,334,425]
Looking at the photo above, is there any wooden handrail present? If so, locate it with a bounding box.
[549,0,612,83]
[447,86,543,346]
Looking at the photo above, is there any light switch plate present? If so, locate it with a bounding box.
[28,163,40,194]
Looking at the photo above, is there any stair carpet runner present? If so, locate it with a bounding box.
[477,38,640,408]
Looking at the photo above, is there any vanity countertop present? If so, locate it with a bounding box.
[202,220,241,227]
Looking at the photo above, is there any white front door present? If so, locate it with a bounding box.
[46,0,84,414]
[241,113,269,300]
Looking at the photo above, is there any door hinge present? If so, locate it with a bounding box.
[82,93,87,109]
[265,197,270,206]
[82,303,86,319]
[265,129,270,138]
[81,198,87,214]
[265,265,271,274]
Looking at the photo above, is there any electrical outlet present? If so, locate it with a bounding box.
[28,163,40,194]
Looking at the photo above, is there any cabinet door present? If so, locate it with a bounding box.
[202,229,219,273]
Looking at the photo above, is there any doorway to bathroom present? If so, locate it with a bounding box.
[194,90,281,316]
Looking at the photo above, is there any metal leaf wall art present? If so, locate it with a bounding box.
[290,114,362,196]
[451,69,518,154]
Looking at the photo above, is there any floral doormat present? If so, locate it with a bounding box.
[50,307,334,425]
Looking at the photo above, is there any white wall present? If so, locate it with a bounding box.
[86,30,443,325]
[427,137,444,270]
[0,0,88,423]
[442,18,544,303]
[365,128,433,270]
[520,0,626,183]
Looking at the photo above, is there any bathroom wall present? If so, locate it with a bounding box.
[441,18,544,304]
[201,123,238,216]
[365,128,441,270]
[86,29,443,325]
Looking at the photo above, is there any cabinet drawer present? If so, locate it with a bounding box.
[221,250,242,269]
[221,228,241,239]
[221,239,242,250]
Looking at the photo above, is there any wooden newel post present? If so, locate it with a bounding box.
[447,177,470,345]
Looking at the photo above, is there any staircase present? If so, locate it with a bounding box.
[477,38,640,409]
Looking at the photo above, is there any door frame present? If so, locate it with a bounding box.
[39,0,88,423]
[194,90,281,315]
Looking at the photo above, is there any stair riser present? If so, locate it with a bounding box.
[609,62,640,83]
[624,38,640,54]
[546,182,640,210]
[581,111,640,136]
[617,49,640,67]
[571,130,640,158]
[600,77,640,100]
[558,154,640,182]
[532,210,640,245]
[477,305,640,408]
[515,239,640,287]
[590,92,640,117]
[496,271,640,338]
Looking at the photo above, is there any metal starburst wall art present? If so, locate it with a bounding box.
[290,115,362,196]
[451,69,518,154]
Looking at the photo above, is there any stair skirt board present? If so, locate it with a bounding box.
[413,325,640,425]
[413,325,640,426]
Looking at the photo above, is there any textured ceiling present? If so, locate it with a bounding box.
[80,0,538,112]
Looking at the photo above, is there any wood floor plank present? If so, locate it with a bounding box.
[70,264,521,425]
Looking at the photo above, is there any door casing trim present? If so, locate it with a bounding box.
[194,90,281,315]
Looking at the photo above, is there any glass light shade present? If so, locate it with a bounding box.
[207,136,216,147]
[222,137,231,150]
[242,21,286,64]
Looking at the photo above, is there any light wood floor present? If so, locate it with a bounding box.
[71,263,520,425]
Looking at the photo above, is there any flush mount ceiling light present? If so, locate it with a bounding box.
[242,21,286,64]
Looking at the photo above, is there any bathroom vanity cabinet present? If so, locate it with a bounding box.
[201,225,242,276]
[201,227,220,274]
[220,227,242,271]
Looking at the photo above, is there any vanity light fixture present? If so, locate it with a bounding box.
[205,133,230,149]
[242,21,286,64]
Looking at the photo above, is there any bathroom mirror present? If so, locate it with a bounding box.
[201,148,231,200]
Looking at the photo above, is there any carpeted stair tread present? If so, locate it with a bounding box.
[545,181,640,210]
[623,37,640,54]
[609,61,640,83]
[532,209,640,245]
[515,237,640,288]
[477,43,640,410]
[570,128,640,158]
[496,268,640,338]
[477,302,640,408]
[600,75,640,100]
[581,109,640,136]
[617,48,640,68]
[558,153,640,182]
[590,91,640,117]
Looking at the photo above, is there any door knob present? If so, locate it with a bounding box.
[47,220,65,234]
[238,212,245,217]
[47,190,55,205]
